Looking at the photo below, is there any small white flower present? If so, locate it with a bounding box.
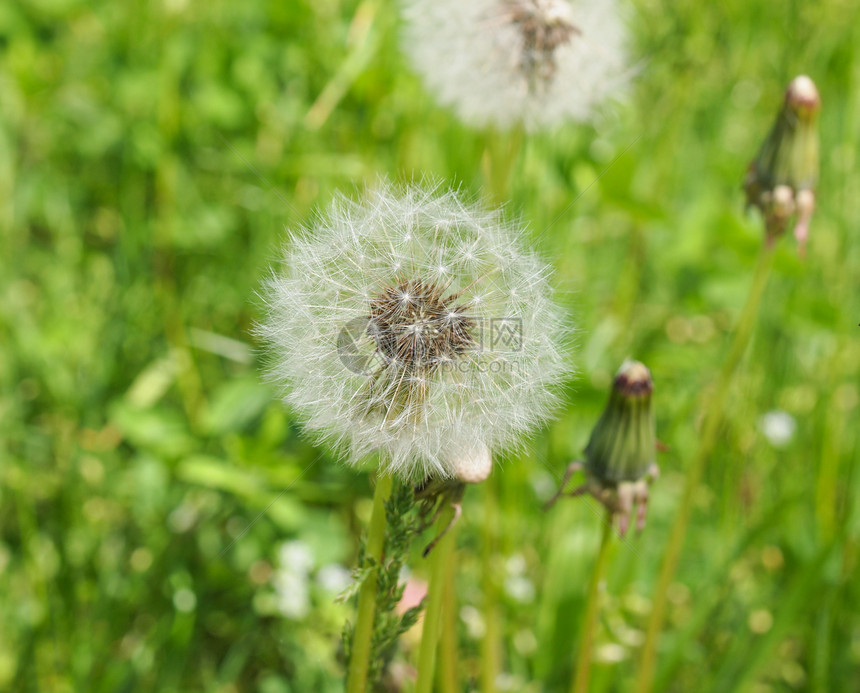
[759,410,796,448]
[260,182,569,479]
[504,574,536,603]
[460,604,487,639]
[402,0,628,131]
[505,553,527,576]
[269,541,320,620]
[316,563,353,594]
[273,570,311,620]
[277,540,315,574]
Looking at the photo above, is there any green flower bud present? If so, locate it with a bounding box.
[545,360,660,536]
[744,75,821,251]
[585,360,656,484]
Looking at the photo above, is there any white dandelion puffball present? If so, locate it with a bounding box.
[402,0,628,131]
[260,183,569,479]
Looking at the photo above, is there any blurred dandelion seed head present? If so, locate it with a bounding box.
[260,182,570,479]
[402,0,628,130]
[508,0,578,88]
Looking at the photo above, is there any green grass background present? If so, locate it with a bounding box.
[1,0,859,691]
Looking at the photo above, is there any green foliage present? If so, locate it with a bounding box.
[343,480,423,691]
[0,0,859,691]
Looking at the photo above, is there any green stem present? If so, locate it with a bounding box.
[415,504,458,693]
[439,552,460,693]
[476,130,521,690]
[635,244,775,693]
[474,128,522,693]
[571,512,614,693]
[480,478,501,693]
[482,128,524,206]
[346,473,394,693]
[815,338,850,541]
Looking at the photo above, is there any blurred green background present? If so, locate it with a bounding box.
[1,0,858,691]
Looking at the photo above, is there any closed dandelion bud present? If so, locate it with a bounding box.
[546,360,659,536]
[413,442,493,556]
[744,75,821,251]
[451,441,493,484]
[585,360,655,484]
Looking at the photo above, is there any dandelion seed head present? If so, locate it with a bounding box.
[402,0,628,130]
[259,182,570,479]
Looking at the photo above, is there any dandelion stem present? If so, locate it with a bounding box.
[571,510,614,693]
[347,472,394,693]
[815,337,851,541]
[635,243,776,693]
[482,128,524,205]
[439,554,460,693]
[476,130,521,689]
[416,503,459,693]
[480,477,501,693]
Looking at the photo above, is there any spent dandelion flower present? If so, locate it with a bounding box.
[546,360,659,536]
[259,181,570,480]
[546,360,659,693]
[401,0,629,131]
[744,75,821,252]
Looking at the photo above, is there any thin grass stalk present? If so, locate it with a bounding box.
[346,473,394,693]
[415,503,459,693]
[571,510,614,693]
[635,244,776,693]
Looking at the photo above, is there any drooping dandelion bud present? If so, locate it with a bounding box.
[259,182,569,480]
[546,360,659,536]
[743,75,821,252]
[585,360,655,484]
[401,0,629,131]
[412,442,493,556]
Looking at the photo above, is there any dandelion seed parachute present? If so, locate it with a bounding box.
[401,0,628,131]
[259,183,570,479]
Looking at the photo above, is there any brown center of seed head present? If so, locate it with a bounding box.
[367,278,475,375]
[508,0,579,85]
